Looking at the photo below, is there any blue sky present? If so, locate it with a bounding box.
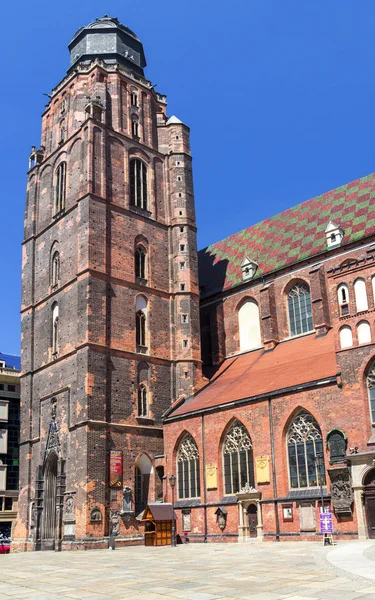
[2,0,375,355]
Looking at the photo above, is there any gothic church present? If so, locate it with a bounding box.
[13,16,375,550]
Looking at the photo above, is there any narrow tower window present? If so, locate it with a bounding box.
[132,119,139,138]
[135,246,147,281]
[137,385,148,417]
[131,90,138,107]
[129,159,148,210]
[51,251,60,288]
[136,295,148,352]
[54,162,66,215]
[52,303,59,358]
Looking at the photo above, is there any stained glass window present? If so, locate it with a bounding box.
[287,411,325,489]
[287,283,313,337]
[177,435,200,499]
[223,421,254,495]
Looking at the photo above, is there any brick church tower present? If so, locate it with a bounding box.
[14,16,201,550]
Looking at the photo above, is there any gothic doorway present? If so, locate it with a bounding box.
[247,504,258,538]
[41,452,58,550]
[364,469,375,539]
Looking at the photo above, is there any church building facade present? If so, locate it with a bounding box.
[13,15,375,550]
[164,178,375,542]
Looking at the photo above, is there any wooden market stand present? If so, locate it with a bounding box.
[142,503,174,546]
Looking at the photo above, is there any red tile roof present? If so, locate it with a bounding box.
[199,172,375,298]
[168,332,337,419]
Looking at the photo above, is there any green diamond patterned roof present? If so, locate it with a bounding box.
[198,172,375,298]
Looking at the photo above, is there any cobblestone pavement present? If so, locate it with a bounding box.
[1,541,375,600]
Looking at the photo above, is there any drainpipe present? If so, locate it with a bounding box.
[268,398,280,541]
[201,414,208,542]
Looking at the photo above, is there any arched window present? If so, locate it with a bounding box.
[137,385,148,417]
[337,283,349,316]
[222,421,254,495]
[135,246,147,280]
[54,162,66,215]
[136,295,147,351]
[287,411,325,489]
[51,251,60,288]
[60,123,65,144]
[130,159,147,210]
[372,276,375,308]
[238,299,262,352]
[287,283,313,337]
[132,119,139,138]
[339,326,353,349]
[52,303,59,357]
[354,278,368,313]
[357,321,371,344]
[177,434,200,499]
[135,453,152,514]
[131,90,138,107]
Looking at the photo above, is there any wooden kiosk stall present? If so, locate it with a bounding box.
[142,503,174,546]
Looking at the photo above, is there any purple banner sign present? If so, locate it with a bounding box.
[320,512,333,534]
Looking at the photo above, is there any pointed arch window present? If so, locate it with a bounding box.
[136,295,147,352]
[52,303,59,358]
[135,246,147,281]
[177,434,200,499]
[137,385,148,417]
[54,162,66,215]
[367,363,375,424]
[287,411,325,489]
[222,421,254,495]
[287,283,313,337]
[131,90,138,107]
[59,123,65,144]
[51,251,60,288]
[130,159,147,210]
[132,119,139,138]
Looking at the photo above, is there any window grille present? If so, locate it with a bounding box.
[287,411,325,489]
[129,159,147,210]
[287,283,313,337]
[223,421,254,495]
[177,435,200,499]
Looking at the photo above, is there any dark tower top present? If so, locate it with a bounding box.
[68,15,147,76]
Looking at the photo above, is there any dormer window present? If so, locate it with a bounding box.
[325,221,344,249]
[241,256,258,282]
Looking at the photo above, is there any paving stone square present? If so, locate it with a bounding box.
[1,541,375,600]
